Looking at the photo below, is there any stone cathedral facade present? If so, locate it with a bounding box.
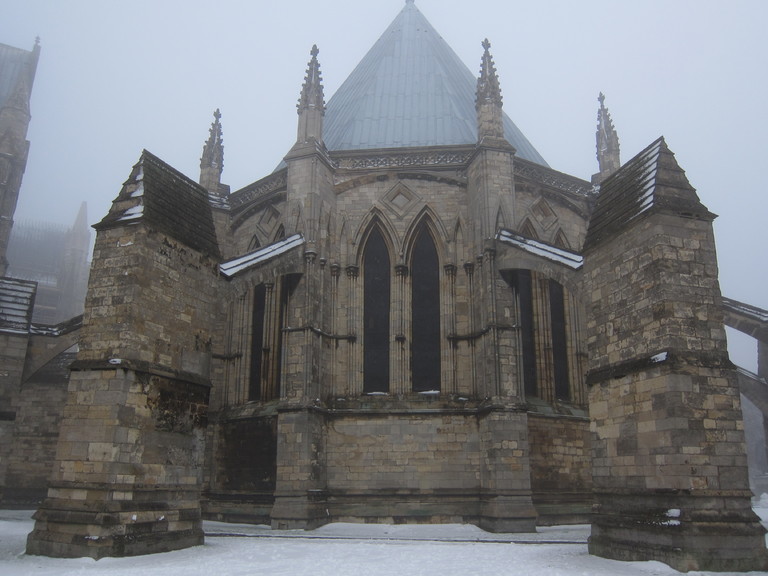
[21,2,768,571]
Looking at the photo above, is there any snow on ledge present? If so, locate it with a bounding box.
[220,234,304,278]
[496,230,583,270]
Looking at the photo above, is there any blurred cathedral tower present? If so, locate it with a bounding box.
[0,38,39,276]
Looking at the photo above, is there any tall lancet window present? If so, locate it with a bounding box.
[249,284,267,401]
[411,226,441,392]
[363,227,391,393]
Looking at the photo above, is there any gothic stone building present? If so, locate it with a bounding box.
[23,2,768,571]
[0,39,91,510]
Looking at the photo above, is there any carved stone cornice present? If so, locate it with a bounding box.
[333,148,473,171]
[230,170,288,211]
[514,158,594,197]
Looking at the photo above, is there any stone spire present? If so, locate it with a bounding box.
[475,39,504,142]
[199,109,227,196]
[296,45,325,144]
[593,92,620,183]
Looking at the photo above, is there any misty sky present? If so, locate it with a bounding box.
[3,0,767,368]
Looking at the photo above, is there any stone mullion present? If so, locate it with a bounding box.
[245,285,258,404]
[477,252,497,398]
[221,299,235,406]
[262,282,275,401]
[302,253,317,400]
[484,246,503,399]
[329,264,341,398]
[236,290,250,405]
[346,266,359,394]
[511,272,526,400]
[565,288,585,405]
[532,273,553,402]
[474,255,490,398]
[394,264,409,395]
[464,262,477,398]
[444,264,457,395]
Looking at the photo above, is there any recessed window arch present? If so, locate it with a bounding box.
[519,218,539,240]
[502,269,572,402]
[410,223,441,392]
[247,234,261,252]
[363,225,391,394]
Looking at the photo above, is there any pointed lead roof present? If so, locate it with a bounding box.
[323,1,547,165]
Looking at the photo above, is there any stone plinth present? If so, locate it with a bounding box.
[26,366,208,558]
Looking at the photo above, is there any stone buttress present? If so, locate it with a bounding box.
[26,151,222,558]
[583,137,768,572]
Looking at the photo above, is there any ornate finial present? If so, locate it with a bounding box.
[34,36,40,47]
[476,38,502,110]
[297,44,325,114]
[406,0,415,4]
[200,108,224,175]
[595,92,620,179]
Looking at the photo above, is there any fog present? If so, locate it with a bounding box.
[4,0,766,368]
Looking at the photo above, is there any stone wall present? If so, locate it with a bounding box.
[324,411,481,523]
[78,226,218,372]
[527,413,591,524]
[0,332,29,503]
[203,413,277,524]
[4,375,67,504]
[586,216,727,372]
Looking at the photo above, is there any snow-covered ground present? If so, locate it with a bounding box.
[1,503,767,576]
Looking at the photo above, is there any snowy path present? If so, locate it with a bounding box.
[1,509,767,576]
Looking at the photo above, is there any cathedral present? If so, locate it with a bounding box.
[4,1,768,571]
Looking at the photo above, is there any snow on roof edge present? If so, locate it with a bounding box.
[496,230,583,270]
[220,234,304,278]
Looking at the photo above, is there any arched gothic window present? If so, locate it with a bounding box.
[411,225,440,392]
[503,270,572,401]
[363,227,390,393]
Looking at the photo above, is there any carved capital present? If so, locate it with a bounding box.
[346,265,359,279]
[395,264,409,278]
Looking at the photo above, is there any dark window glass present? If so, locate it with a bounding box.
[249,284,267,401]
[411,227,440,392]
[549,279,570,400]
[507,270,537,396]
[363,228,390,393]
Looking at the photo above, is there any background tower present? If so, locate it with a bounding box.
[0,39,39,276]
